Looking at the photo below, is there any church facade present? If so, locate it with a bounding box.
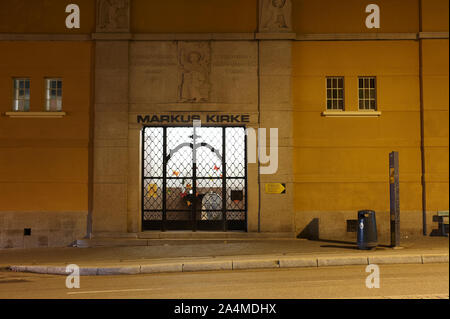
[0,0,448,248]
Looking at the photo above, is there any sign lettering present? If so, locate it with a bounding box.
[138,114,251,125]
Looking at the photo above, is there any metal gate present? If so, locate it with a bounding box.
[142,126,247,231]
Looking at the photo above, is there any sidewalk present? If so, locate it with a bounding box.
[1,237,448,276]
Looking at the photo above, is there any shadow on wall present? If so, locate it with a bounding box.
[297,218,320,241]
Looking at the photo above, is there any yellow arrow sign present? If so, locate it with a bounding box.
[265,183,286,194]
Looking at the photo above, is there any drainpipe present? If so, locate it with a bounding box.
[418,0,427,236]
[257,39,261,233]
[86,42,96,240]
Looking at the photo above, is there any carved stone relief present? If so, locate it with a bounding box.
[178,42,211,103]
[97,0,130,32]
[259,0,292,32]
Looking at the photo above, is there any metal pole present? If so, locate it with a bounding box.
[162,127,167,232]
[389,151,400,247]
[192,124,198,232]
[222,127,227,232]
[418,0,428,236]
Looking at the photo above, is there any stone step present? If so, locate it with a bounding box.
[138,231,296,240]
[76,232,296,248]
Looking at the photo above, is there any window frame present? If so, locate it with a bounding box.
[12,78,31,112]
[358,76,377,111]
[325,76,345,111]
[45,78,63,112]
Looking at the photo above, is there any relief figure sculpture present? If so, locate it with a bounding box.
[260,0,292,32]
[178,48,211,103]
[97,0,128,31]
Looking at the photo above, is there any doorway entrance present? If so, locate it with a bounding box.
[142,126,247,231]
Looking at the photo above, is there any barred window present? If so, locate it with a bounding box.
[326,77,344,110]
[13,78,30,111]
[45,78,63,111]
[359,77,377,110]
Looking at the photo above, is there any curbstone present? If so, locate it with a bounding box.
[183,261,232,272]
[9,265,27,273]
[317,256,369,267]
[232,259,279,270]
[47,267,71,275]
[368,255,423,265]
[7,252,448,277]
[279,258,318,268]
[97,266,141,276]
[140,263,183,274]
[79,267,99,276]
[422,254,449,264]
[24,266,49,274]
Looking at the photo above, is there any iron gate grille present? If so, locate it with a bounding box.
[142,126,247,231]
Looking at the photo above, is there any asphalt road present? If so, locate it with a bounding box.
[0,264,448,299]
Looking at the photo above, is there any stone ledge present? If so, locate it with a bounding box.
[1,32,446,43]
[133,33,255,41]
[296,33,418,41]
[4,112,66,119]
[418,32,449,39]
[256,32,297,40]
[0,34,91,41]
[92,33,132,40]
[322,111,382,118]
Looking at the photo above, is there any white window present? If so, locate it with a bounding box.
[359,77,377,110]
[326,77,344,110]
[45,78,63,111]
[13,78,30,111]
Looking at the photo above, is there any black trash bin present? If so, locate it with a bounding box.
[357,210,378,250]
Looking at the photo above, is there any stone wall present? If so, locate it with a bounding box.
[0,212,87,249]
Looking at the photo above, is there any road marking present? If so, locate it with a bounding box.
[384,294,449,299]
[66,278,350,296]
[349,294,449,299]
[67,287,165,295]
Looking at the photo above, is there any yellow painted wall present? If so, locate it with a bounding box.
[292,41,423,237]
[0,0,257,34]
[0,42,92,211]
[0,0,95,33]
[131,0,258,33]
[421,0,449,32]
[293,0,419,34]
[422,39,449,214]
